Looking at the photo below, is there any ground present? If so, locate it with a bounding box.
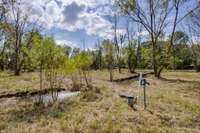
[0,70,200,133]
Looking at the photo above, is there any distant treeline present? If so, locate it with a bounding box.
[0,0,200,80]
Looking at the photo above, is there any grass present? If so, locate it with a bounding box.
[0,71,40,93]
[0,69,139,94]
[0,70,200,133]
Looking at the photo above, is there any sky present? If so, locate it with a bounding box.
[17,0,199,48]
[18,0,117,49]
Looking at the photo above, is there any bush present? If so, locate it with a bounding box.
[81,88,102,102]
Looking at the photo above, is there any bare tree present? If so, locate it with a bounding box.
[126,20,136,73]
[102,40,115,81]
[113,14,125,73]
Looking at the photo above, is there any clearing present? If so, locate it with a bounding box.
[0,70,200,133]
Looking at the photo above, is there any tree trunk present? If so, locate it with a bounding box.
[109,68,113,82]
[0,59,4,71]
[0,43,6,71]
[152,42,158,77]
[195,65,200,72]
[157,67,164,79]
[83,70,90,87]
[118,64,121,73]
[14,69,20,76]
[38,63,43,103]
[130,68,135,74]
[14,35,21,76]
[40,65,43,91]
[128,64,135,74]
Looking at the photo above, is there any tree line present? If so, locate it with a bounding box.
[0,0,200,84]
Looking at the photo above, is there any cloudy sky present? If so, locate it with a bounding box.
[18,0,198,48]
[18,0,118,48]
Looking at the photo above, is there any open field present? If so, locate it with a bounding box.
[1,0,200,133]
[0,70,200,133]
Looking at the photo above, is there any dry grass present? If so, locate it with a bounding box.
[0,70,199,133]
[0,71,40,93]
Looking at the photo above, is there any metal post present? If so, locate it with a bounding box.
[143,85,146,109]
[138,73,143,105]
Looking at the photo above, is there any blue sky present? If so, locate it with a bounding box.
[19,0,198,48]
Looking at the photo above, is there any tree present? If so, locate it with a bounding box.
[102,40,115,81]
[62,56,80,91]
[125,21,139,73]
[0,0,9,71]
[72,47,80,56]
[4,0,40,75]
[61,51,93,90]
[29,33,44,103]
[74,52,92,88]
[96,42,103,70]
[22,30,42,72]
[30,37,66,102]
[113,14,126,73]
[125,42,137,73]
[91,40,103,70]
[62,45,72,57]
[140,45,152,68]
[43,38,66,91]
[188,9,200,72]
[117,0,197,78]
[170,31,190,69]
[191,44,200,72]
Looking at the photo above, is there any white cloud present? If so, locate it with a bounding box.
[79,12,113,38]
[16,0,117,39]
[137,31,149,36]
[57,0,114,8]
[57,1,115,39]
[56,39,77,47]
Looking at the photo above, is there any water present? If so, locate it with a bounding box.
[31,91,80,103]
[0,91,80,107]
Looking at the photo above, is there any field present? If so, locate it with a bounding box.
[0,70,200,133]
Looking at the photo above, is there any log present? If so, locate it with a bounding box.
[0,88,66,99]
[113,72,154,82]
